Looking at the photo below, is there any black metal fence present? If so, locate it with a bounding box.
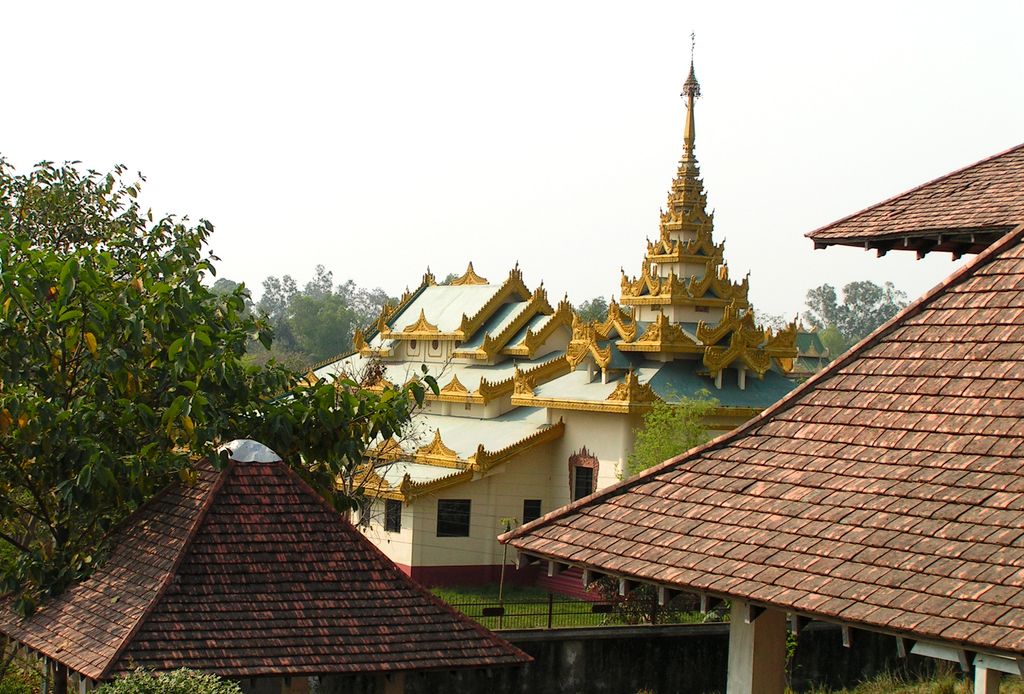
[445,593,715,630]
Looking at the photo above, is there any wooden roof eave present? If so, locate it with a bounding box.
[811,227,1011,260]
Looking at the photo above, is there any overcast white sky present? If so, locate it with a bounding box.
[3,1,1023,318]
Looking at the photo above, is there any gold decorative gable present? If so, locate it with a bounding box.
[594,300,637,342]
[567,316,612,369]
[619,264,748,308]
[468,419,565,470]
[399,309,440,339]
[416,429,460,466]
[449,262,489,286]
[703,330,771,377]
[696,301,763,346]
[503,297,573,359]
[646,232,724,265]
[619,313,702,354]
[439,374,469,395]
[685,260,750,303]
[476,354,570,402]
[459,286,555,360]
[455,266,531,340]
[512,367,535,396]
[763,322,799,375]
[606,370,659,404]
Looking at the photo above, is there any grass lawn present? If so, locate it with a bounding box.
[790,670,1024,694]
[431,583,707,630]
[431,584,612,630]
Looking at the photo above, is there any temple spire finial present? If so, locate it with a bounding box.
[681,33,701,162]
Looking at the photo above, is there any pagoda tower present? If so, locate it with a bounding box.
[610,58,797,387]
[620,60,749,326]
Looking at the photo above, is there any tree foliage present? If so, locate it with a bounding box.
[256,266,393,366]
[803,280,908,354]
[95,668,241,694]
[625,395,717,478]
[0,160,432,616]
[575,296,609,323]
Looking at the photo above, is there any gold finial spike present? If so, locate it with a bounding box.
[681,34,701,162]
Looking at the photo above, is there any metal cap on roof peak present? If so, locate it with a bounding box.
[218,439,282,464]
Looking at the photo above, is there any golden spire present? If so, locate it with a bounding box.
[681,33,701,163]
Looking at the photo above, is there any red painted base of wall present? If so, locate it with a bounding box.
[395,562,541,587]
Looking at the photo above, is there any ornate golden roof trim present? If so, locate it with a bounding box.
[502,298,573,359]
[400,309,440,337]
[456,266,531,340]
[703,330,771,377]
[439,373,469,395]
[593,299,637,342]
[618,313,703,355]
[476,354,571,402]
[695,301,762,346]
[455,286,555,360]
[606,369,659,404]
[567,316,613,369]
[510,392,651,414]
[449,262,489,286]
[469,419,565,470]
[415,429,462,467]
[763,322,799,375]
[401,467,474,499]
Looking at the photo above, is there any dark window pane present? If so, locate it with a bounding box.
[357,498,372,527]
[437,499,471,537]
[573,466,594,502]
[384,499,402,533]
[523,499,542,524]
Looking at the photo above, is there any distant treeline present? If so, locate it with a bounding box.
[214,265,394,370]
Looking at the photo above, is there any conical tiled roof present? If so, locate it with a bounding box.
[0,440,529,681]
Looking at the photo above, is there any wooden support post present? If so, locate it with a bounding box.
[727,599,787,694]
[974,664,1001,694]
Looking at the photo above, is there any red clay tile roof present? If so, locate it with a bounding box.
[807,143,1024,256]
[504,223,1024,657]
[0,449,528,681]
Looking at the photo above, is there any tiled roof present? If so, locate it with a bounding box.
[0,446,528,681]
[807,143,1024,256]
[504,223,1024,657]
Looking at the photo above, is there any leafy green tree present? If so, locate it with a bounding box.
[817,325,848,359]
[625,395,717,478]
[289,292,356,364]
[96,668,241,694]
[255,270,393,367]
[256,274,298,352]
[0,159,434,628]
[804,280,907,354]
[575,296,609,323]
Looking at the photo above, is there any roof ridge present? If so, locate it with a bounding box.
[502,222,1024,544]
[100,462,234,679]
[805,141,1024,240]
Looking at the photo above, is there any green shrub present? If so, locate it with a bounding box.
[0,656,40,694]
[96,668,242,694]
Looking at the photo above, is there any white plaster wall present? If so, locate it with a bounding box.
[358,499,415,567]
[547,409,642,506]
[409,440,560,568]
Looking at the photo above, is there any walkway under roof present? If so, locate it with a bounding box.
[807,142,1024,258]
